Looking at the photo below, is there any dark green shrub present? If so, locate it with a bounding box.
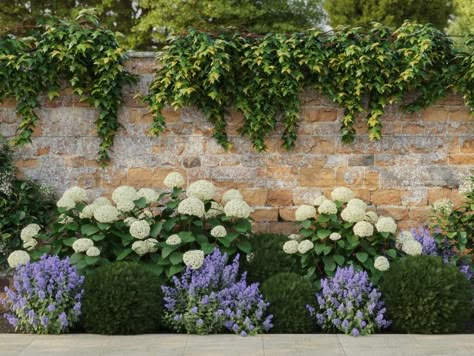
[242,233,302,283]
[82,262,163,334]
[380,256,473,334]
[261,272,315,333]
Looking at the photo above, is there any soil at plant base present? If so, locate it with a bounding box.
[0,313,14,333]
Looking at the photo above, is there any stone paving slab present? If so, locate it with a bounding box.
[0,334,473,356]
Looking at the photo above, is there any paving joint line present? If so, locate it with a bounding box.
[336,334,349,356]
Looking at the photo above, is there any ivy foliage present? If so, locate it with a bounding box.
[0,10,135,164]
[146,22,473,151]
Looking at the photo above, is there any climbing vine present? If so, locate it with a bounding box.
[146,22,472,151]
[0,10,135,164]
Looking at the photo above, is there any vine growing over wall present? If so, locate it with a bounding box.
[0,10,135,164]
[146,22,472,151]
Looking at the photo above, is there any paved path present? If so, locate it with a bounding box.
[1,333,473,356]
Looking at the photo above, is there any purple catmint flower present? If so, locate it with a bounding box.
[59,312,68,328]
[351,328,360,337]
[411,227,438,256]
[240,331,248,337]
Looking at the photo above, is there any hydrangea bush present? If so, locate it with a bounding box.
[162,248,273,336]
[307,266,391,336]
[284,187,401,281]
[0,255,84,334]
[24,172,254,277]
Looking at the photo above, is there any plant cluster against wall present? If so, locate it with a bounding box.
[0,10,135,164]
[146,22,474,151]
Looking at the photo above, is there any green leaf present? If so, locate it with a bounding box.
[236,240,252,254]
[80,224,100,236]
[323,255,336,272]
[116,248,132,261]
[85,256,100,265]
[300,228,313,237]
[314,243,326,255]
[167,264,185,277]
[70,253,83,264]
[169,251,183,265]
[150,222,163,237]
[317,230,332,239]
[200,242,215,254]
[386,249,397,258]
[162,246,175,259]
[234,219,251,233]
[134,197,147,208]
[179,231,195,243]
[62,237,77,247]
[356,252,368,263]
[317,215,330,223]
[334,254,345,266]
[163,218,177,232]
[301,220,312,229]
[91,233,106,242]
[323,245,333,255]
[96,222,110,230]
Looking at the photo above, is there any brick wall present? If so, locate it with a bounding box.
[1,54,473,234]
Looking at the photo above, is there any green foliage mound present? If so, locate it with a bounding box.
[242,233,301,283]
[380,256,473,334]
[261,272,315,333]
[81,262,163,334]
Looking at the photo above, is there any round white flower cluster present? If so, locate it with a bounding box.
[353,221,374,237]
[331,187,354,203]
[186,180,216,201]
[211,225,227,238]
[313,195,327,206]
[288,234,303,241]
[221,189,243,204]
[63,186,88,203]
[318,200,338,215]
[124,217,138,226]
[295,205,316,221]
[365,211,379,224]
[20,224,41,242]
[297,240,314,254]
[166,234,182,245]
[341,206,366,223]
[375,217,397,234]
[402,239,423,256]
[58,214,74,225]
[57,196,76,210]
[129,220,151,239]
[132,241,149,256]
[178,197,205,218]
[94,197,112,206]
[164,172,185,189]
[374,256,390,271]
[205,201,224,218]
[329,232,342,241]
[79,204,98,219]
[23,239,37,251]
[138,210,153,219]
[183,250,205,269]
[7,250,30,268]
[396,231,414,249]
[283,240,299,254]
[347,198,368,211]
[117,199,135,213]
[86,246,100,257]
[432,198,454,215]
[224,199,252,219]
[94,205,120,223]
[72,238,94,253]
[146,238,159,253]
[458,175,474,195]
[112,186,138,206]
[137,188,159,203]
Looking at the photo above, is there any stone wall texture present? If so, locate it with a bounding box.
[1,55,474,234]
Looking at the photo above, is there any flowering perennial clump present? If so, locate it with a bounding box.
[183,250,205,270]
[224,199,253,219]
[162,248,273,336]
[1,255,84,334]
[186,180,216,201]
[164,172,185,188]
[129,220,151,239]
[307,266,390,337]
[7,250,30,268]
[177,197,205,218]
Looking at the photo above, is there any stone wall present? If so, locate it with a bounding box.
[1,54,473,234]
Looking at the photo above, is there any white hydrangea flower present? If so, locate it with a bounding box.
[93,197,112,206]
[329,232,342,241]
[166,234,182,245]
[23,239,38,251]
[283,240,299,254]
[186,180,216,201]
[374,256,390,271]
[138,209,153,219]
[124,217,138,226]
[164,172,185,189]
[224,199,252,219]
[178,197,205,218]
[63,186,88,203]
[375,217,397,234]
[347,198,368,211]
[458,175,474,195]
[365,211,378,224]
[246,253,255,263]
[433,198,454,215]
[295,205,316,221]
[57,196,76,210]
[145,238,159,253]
[288,234,303,241]
[137,188,159,203]
[341,207,366,223]
[183,250,205,269]
[402,239,423,256]
[79,204,98,219]
[396,231,414,250]
[211,225,227,238]
[205,201,224,218]
[93,205,120,223]
[7,250,30,268]
[58,214,74,224]
[86,246,100,257]
[353,221,374,237]
[297,240,314,254]
[20,224,41,242]
[221,189,243,204]
[132,240,149,256]
[318,200,338,215]
[72,238,94,253]
[313,195,327,206]
[331,187,355,203]
[116,199,135,213]
[129,220,151,239]
[112,186,138,205]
